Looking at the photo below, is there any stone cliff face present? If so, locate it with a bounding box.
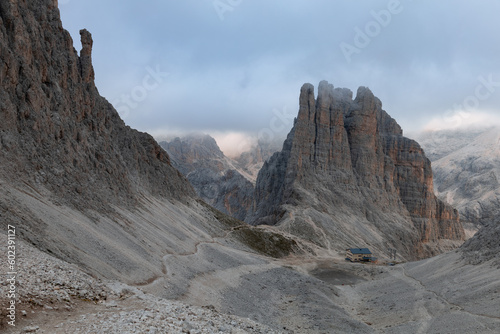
[0,0,225,283]
[251,81,465,259]
[161,135,254,221]
[0,0,194,215]
[0,10,323,330]
[0,0,303,285]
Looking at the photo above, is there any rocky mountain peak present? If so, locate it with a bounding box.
[317,80,334,102]
[160,134,254,221]
[165,134,225,167]
[250,81,464,259]
[353,86,378,105]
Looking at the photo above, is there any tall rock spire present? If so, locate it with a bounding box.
[79,29,94,84]
[250,81,465,260]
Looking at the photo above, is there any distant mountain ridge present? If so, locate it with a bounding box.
[160,135,255,221]
[5,2,500,332]
[417,126,500,228]
[159,135,281,221]
[248,81,465,260]
[234,139,282,182]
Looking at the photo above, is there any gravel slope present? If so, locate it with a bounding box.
[2,236,500,333]
[334,251,500,333]
[0,238,283,333]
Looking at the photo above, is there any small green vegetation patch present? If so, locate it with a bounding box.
[233,226,299,258]
[198,200,242,229]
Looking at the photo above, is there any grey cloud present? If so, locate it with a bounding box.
[59,0,500,140]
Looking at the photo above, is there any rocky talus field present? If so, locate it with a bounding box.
[0,239,282,334]
[3,236,500,333]
[1,1,499,333]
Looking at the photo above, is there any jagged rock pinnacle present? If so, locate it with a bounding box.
[250,81,465,260]
[79,29,94,83]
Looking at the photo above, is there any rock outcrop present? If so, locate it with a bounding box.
[0,0,194,214]
[461,220,500,266]
[160,135,254,221]
[250,81,465,259]
[0,0,299,285]
[0,0,213,283]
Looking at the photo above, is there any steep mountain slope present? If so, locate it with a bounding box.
[0,0,204,282]
[0,1,195,208]
[0,0,303,283]
[415,126,500,304]
[461,220,500,267]
[160,135,255,221]
[2,2,498,333]
[417,127,500,228]
[0,2,375,332]
[250,81,465,260]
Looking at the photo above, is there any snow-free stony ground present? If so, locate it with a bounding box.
[2,236,500,333]
[334,251,500,333]
[0,238,282,334]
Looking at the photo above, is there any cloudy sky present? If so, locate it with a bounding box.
[59,0,500,155]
